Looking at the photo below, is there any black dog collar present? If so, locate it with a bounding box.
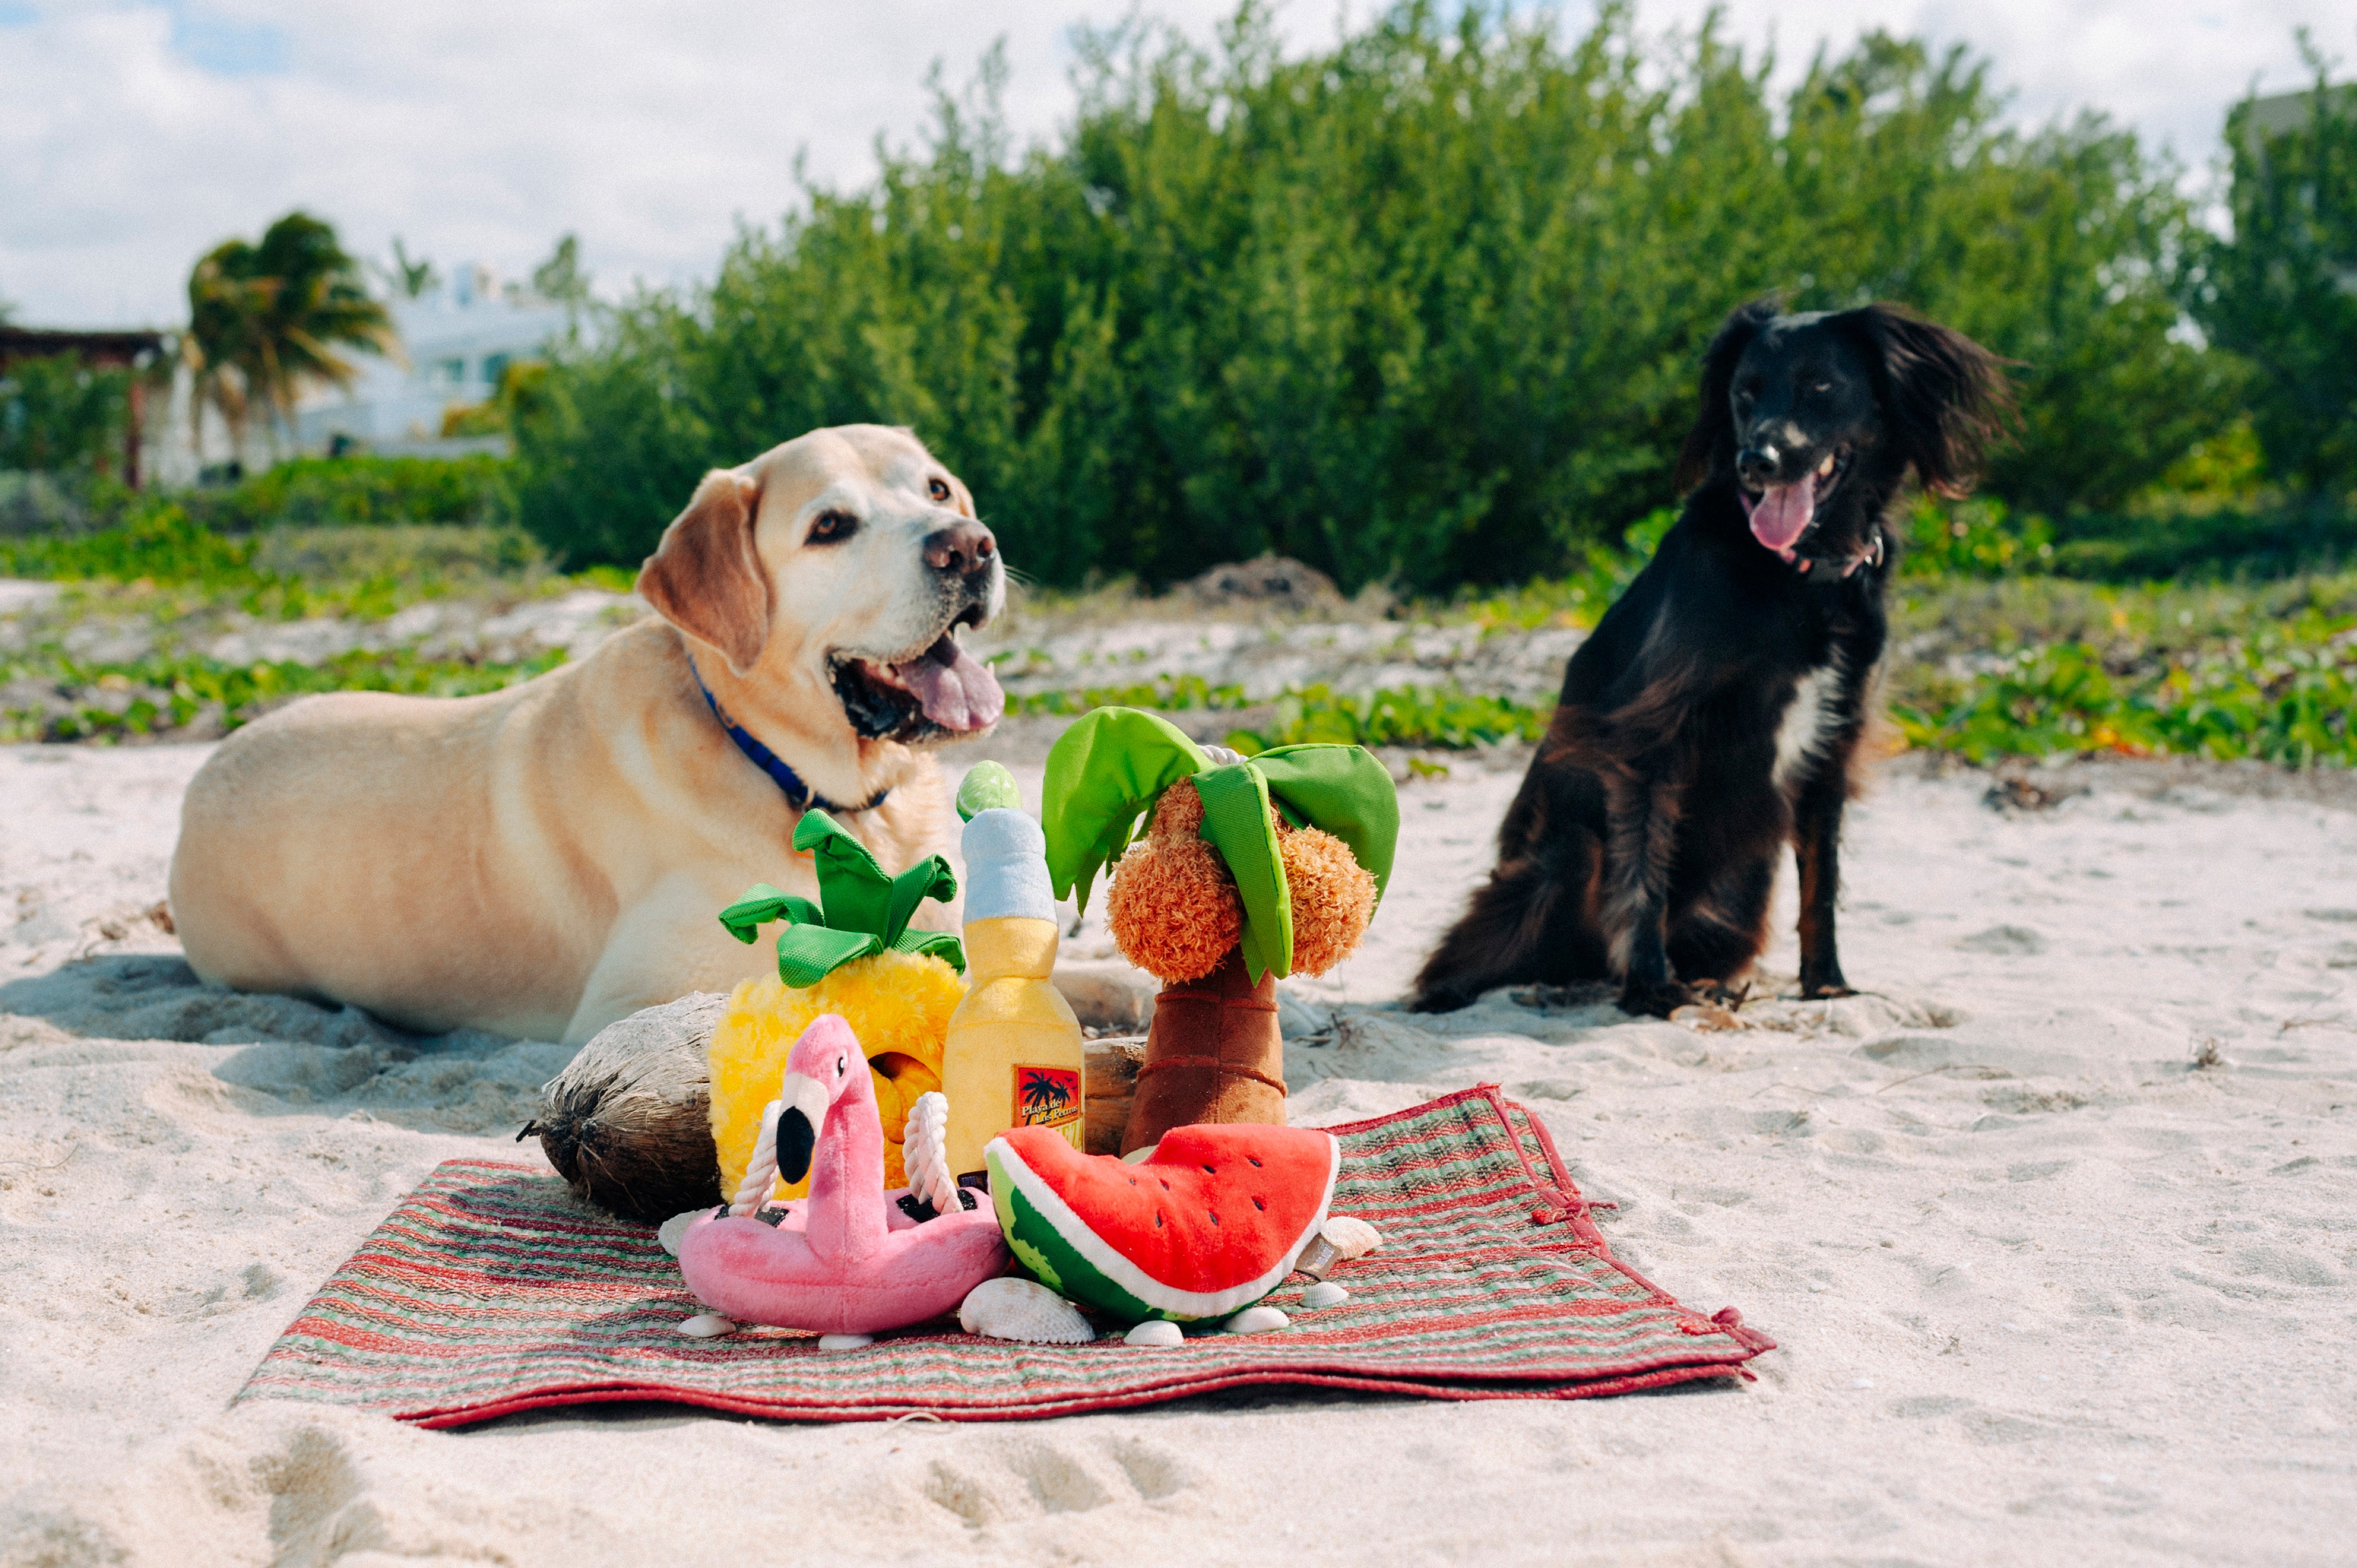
[1789,530,1885,579]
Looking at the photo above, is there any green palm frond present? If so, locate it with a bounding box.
[1040,706,1399,982]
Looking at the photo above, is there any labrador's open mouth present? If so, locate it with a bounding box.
[1740,445,1852,559]
[829,624,1004,742]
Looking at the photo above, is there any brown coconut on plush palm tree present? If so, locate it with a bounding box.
[1042,708,1398,1154]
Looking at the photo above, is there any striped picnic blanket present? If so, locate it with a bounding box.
[239,1085,1772,1427]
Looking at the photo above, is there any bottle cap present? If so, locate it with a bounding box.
[963,808,1056,922]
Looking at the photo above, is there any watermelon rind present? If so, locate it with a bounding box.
[984,1132,1339,1323]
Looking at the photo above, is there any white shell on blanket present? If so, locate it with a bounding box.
[1319,1216,1382,1259]
[959,1277,1096,1344]
[1222,1305,1289,1333]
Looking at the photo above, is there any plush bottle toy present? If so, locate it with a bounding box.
[1041,708,1398,1154]
[938,763,1087,1180]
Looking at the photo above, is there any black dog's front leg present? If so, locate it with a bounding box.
[1793,780,1854,998]
[1605,772,1689,1018]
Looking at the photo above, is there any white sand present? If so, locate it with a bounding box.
[3,741,2354,1566]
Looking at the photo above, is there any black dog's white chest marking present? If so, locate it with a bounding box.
[1772,659,1843,794]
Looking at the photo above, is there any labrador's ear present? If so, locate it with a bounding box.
[636,468,771,674]
[1673,297,1782,494]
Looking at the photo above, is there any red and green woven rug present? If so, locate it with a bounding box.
[239,1085,1773,1428]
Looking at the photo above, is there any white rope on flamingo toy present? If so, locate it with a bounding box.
[902,1091,961,1217]
[727,1098,783,1218]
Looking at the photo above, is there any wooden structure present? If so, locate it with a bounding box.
[0,326,170,489]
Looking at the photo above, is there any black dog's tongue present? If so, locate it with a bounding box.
[888,635,1004,732]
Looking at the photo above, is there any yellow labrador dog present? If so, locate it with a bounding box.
[169,425,1005,1044]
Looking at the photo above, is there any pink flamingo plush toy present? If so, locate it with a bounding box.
[677,1015,1009,1343]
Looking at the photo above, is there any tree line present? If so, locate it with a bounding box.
[7,3,2354,594]
[509,2,2338,592]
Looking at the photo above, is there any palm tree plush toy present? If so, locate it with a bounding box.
[1042,708,1399,1153]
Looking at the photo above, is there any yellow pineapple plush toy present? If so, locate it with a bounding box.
[707,809,966,1200]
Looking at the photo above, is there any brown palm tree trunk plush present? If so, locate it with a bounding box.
[1121,947,1286,1154]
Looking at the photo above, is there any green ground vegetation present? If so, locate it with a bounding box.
[2,504,2350,764]
[0,510,606,741]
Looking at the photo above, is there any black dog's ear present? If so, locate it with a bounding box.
[1673,298,1782,494]
[1834,304,2018,498]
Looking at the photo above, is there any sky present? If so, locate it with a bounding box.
[0,0,2347,329]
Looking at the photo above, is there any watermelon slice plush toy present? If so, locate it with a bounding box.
[984,1122,1340,1323]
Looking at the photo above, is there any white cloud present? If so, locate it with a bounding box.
[0,0,2347,328]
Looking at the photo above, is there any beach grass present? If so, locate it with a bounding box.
[1,511,2349,764]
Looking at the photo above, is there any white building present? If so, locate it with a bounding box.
[294,266,571,455]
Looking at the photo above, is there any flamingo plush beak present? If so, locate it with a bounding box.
[774,1072,832,1183]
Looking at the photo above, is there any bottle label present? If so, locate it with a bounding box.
[1013,1064,1083,1146]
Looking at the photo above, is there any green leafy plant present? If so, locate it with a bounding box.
[1227,685,1549,752]
[510,5,2231,591]
[0,646,568,743]
[0,353,132,476]
[1901,497,2054,579]
[2184,50,2357,494]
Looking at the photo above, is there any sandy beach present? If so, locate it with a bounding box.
[3,738,2354,1567]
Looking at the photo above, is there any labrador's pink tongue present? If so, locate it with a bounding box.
[1747,483,1815,553]
[893,636,1004,731]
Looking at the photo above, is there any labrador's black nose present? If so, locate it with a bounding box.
[923,520,997,579]
[1737,446,1780,486]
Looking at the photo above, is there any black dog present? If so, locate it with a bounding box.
[1412,300,2011,1017]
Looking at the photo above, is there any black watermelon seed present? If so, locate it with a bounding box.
[1253,1196,1266,1210]
[1154,1212,1164,1228]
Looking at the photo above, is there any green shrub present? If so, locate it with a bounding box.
[2185,62,2357,494]
[0,353,131,476]
[513,4,2228,592]
[0,502,553,621]
[2046,502,2357,580]
[1901,498,2054,579]
[182,453,513,533]
[0,501,254,585]
[1895,632,2357,768]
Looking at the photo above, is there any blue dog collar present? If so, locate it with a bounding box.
[690,660,890,816]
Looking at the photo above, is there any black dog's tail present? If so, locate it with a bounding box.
[1409,841,1607,1012]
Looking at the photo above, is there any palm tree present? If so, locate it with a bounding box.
[185,212,397,464]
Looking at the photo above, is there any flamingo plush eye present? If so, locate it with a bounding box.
[836,1058,846,1079]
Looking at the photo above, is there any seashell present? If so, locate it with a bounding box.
[1302,1281,1349,1309]
[1320,1216,1382,1259]
[902,1091,961,1218]
[675,1313,735,1338]
[959,1277,1095,1344]
[1125,1319,1185,1347]
[1222,1305,1289,1333]
[817,1333,874,1351]
[657,1209,705,1257]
